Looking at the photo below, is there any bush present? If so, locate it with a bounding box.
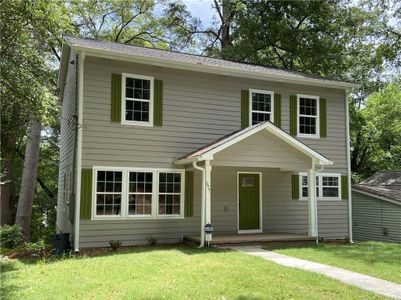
[147,236,157,246]
[109,240,122,251]
[0,225,25,249]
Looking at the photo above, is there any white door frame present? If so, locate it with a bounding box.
[237,172,263,234]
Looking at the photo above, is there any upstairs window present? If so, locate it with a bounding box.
[250,89,274,125]
[298,95,319,138]
[122,73,153,126]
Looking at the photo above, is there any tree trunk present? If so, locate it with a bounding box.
[221,0,232,48]
[1,103,21,225]
[15,117,41,240]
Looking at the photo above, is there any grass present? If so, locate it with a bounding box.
[0,246,386,300]
[264,241,401,284]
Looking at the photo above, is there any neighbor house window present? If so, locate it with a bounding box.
[300,173,340,200]
[298,95,319,138]
[128,172,153,216]
[250,89,274,125]
[123,73,153,125]
[95,170,123,216]
[158,172,182,216]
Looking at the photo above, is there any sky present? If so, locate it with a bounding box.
[182,0,216,26]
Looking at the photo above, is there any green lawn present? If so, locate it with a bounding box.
[0,246,386,299]
[264,241,401,284]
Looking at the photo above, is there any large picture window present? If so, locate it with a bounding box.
[300,173,340,200]
[298,95,319,138]
[95,170,123,216]
[122,74,153,126]
[250,89,274,126]
[93,168,184,219]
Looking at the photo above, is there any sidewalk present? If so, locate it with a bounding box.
[228,245,401,299]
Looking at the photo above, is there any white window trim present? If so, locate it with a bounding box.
[91,166,185,220]
[121,73,154,127]
[299,172,341,201]
[249,89,274,126]
[297,94,320,139]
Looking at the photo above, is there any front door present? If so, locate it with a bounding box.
[238,173,261,231]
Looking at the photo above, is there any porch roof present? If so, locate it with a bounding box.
[175,121,332,166]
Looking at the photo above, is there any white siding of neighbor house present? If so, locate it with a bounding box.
[352,191,401,243]
[77,56,349,247]
[56,51,77,235]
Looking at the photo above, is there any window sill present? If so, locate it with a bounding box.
[121,120,153,127]
[91,215,184,221]
[299,198,342,201]
[297,134,320,139]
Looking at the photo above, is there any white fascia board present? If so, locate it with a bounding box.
[57,44,71,103]
[67,44,359,90]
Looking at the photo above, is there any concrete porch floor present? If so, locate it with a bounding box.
[183,232,315,245]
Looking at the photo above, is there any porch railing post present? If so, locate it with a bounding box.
[308,167,318,237]
[205,160,212,243]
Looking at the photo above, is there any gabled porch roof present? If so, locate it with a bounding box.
[175,121,332,166]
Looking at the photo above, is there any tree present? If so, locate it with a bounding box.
[350,80,401,177]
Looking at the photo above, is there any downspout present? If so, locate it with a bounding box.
[192,161,205,247]
[74,51,85,252]
[345,89,353,243]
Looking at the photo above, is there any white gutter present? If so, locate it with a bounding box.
[192,161,205,247]
[345,89,353,243]
[74,51,85,252]
[65,42,359,90]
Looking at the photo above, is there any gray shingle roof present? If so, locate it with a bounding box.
[63,35,357,88]
[353,171,401,204]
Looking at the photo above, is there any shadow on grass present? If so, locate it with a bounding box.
[2,244,234,267]
[264,241,401,266]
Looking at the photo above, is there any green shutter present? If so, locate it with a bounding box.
[341,175,349,200]
[154,79,163,126]
[184,171,194,217]
[111,74,122,122]
[291,174,300,200]
[241,90,249,129]
[320,98,327,137]
[80,169,93,220]
[290,95,297,135]
[274,94,281,127]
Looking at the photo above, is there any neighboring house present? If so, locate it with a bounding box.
[56,35,358,251]
[352,171,401,243]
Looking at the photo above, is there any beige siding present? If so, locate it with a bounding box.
[213,130,311,170]
[56,51,77,234]
[78,56,349,247]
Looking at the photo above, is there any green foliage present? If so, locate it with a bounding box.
[109,240,122,251]
[351,80,401,176]
[147,236,157,246]
[0,225,24,249]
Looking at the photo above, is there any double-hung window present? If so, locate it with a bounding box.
[298,94,319,138]
[158,172,182,216]
[250,89,274,125]
[122,73,153,126]
[95,170,123,216]
[93,168,184,219]
[300,173,341,200]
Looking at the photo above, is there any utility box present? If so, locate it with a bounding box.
[53,233,71,255]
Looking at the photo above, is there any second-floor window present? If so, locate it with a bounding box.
[298,94,319,138]
[122,73,153,126]
[250,89,274,126]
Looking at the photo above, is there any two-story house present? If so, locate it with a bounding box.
[57,35,357,251]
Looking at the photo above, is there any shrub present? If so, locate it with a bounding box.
[109,240,122,251]
[0,225,25,249]
[147,236,157,246]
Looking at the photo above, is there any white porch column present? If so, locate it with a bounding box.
[205,160,212,242]
[307,167,318,237]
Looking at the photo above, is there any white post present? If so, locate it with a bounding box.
[308,167,317,237]
[192,161,205,247]
[205,160,212,244]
